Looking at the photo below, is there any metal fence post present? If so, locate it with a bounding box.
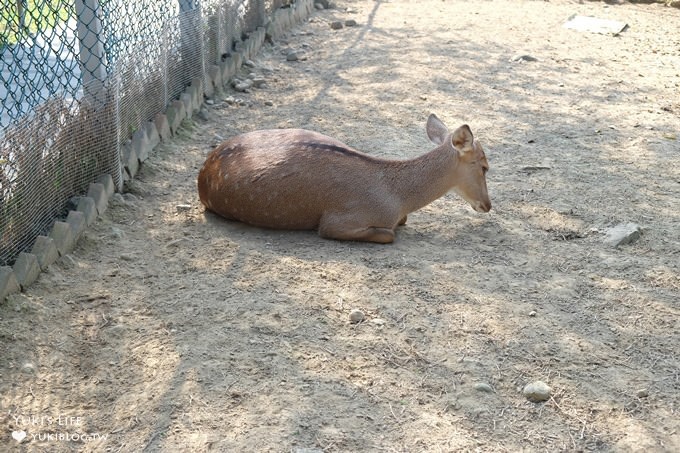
[75,0,108,107]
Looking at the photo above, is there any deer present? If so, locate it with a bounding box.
[197,114,491,243]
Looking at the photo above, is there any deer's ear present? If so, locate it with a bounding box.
[426,114,449,145]
[451,125,474,153]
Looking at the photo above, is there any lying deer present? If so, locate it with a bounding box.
[197,114,491,243]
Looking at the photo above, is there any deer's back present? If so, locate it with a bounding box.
[198,129,394,229]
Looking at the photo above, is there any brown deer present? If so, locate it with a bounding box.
[197,114,491,243]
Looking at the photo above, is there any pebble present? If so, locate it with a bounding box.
[636,389,649,398]
[529,310,537,317]
[251,78,267,88]
[523,381,551,402]
[330,21,344,30]
[196,107,212,122]
[264,100,274,107]
[243,59,256,68]
[349,309,365,324]
[510,54,538,63]
[345,19,358,27]
[604,222,642,247]
[474,382,494,393]
[205,99,215,105]
[233,79,253,92]
[286,51,302,61]
[370,318,385,326]
[176,204,192,212]
[21,362,36,374]
[111,193,125,204]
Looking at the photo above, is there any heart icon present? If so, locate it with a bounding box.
[11,430,26,442]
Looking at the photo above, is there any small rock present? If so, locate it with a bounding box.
[176,204,192,212]
[523,381,551,402]
[511,54,538,63]
[251,78,267,88]
[243,59,256,68]
[529,310,537,317]
[286,51,301,61]
[233,79,253,92]
[264,100,274,107]
[315,3,326,10]
[111,193,125,204]
[345,19,357,27]
[21,362,36,374]
[370,318,385,326]
[224,96,237,105]
[604,223,642,247]
[196,107,212,122]
[349,309,365,324]
[474,382,494,393]
[636,389,649,398]
[330,21,344,30]
[205,99,215,105]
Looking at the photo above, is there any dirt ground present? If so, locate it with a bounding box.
[2,0,679,451]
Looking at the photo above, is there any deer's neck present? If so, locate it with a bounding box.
[387,145,459,214]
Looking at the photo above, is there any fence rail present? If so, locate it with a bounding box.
[1,0,304,267]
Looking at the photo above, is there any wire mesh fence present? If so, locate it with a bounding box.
[1,0,296,266]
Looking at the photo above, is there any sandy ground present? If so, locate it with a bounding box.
[2,0,679,451]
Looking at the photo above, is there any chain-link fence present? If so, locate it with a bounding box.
[1,0,294,266]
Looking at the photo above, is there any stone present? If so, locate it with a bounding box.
[604,223,642,247]
[77,197,98,225]
[49,221,75,256]
[252,78,267,88]
[523,381,552,402]
[474,382,494,393]
[31,235,59,270]
[511,54,538,63]
[12,252,41,289]
[264,100,274,107]
[180,92,194,119]
[330,21,343,30]
[233,79,253,92]
[132,126,151,163]
[145,121,161,149]
[0,266,20,300]
[96,174,115,198]
[176,204,192,213]
[121,144,139,179]
[345,19,357,27]
[349,309,365,324]
[87,182,108,215]
[66,210,87,241]
[169,100,187,134]
[154,113,171,142]
[21,362,36,374]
